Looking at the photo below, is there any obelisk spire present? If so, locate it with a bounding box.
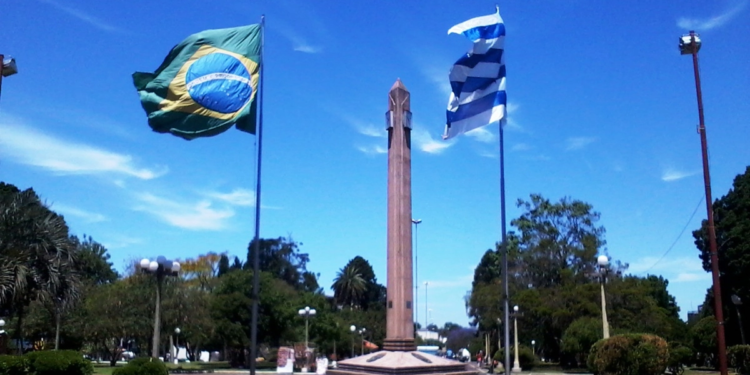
[383,79,416,352]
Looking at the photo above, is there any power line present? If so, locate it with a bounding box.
[640,195,704,275]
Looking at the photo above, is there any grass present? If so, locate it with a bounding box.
[92,361,233,375]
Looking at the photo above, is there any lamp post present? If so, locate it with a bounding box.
[173,328,181,364]
[0,319,6,355]
[595,255,611,339]
[298,306,317,350]
[350,325,356,357]
[424,281,429,329]
[412,218,422,326]
[732,295,746,345]
[139,256,180,359]
[511,306,521,373]
[0,54,18,102]
[359,328,367,356]
[679,30,728,375]
[531,340,535,357]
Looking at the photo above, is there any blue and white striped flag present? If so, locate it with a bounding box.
[444,11,506,140]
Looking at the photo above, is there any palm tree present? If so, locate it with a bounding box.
[0,188,74,352]
[331,265,366,308]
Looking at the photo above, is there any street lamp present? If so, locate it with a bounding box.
[595,255,611,339]
[531,340,535,357]
[298,306,317,351]
[412,218,422,326]
[512,305,521,373]
[680,30,728,375]
[139,256,180,358]
[0,54,18,102]
[424,281,429,329]
[358,328,367,356]
[0,319,6,355]
[174,328,181,364]
[732,295,746,345]
[350,325,356,357]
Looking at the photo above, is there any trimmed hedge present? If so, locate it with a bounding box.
[112,357,168,375]
[0,355,28,375]
[25,350,93,375]
[667,345,693,375]
[493,346,536,371]
[729,345,750,375]
[587,334,669,375]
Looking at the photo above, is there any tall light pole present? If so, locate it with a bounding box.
[412,218,422,326]
[350,325,356,357]
[597,255,610,339]
[298,306,317,351]
[0,55,18,102]
[0,319,6,355]
[511,305,521,373]
[531,340,535,357]
[732,295,746,345]
[679,30,728,375]
[140,256,180,359]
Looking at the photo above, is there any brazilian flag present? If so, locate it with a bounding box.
[133,25,261,140]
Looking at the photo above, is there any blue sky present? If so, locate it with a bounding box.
[1,0,749,327]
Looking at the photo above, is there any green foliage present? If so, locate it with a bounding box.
[493,346,536,370]
[0,355,29,375]
[24,350,93,375]
[667,344,693,375]
[112,357,168,375]
[587,334,669,375]
[245,236,319,292]
[690,316,717,366]
[561,317,602,367]
[729,345,750,374]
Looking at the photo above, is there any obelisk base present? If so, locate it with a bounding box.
[330,351,479,375]
[383,339,416,352]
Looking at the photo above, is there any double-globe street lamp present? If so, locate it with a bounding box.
[298,306,317,351]
[0,54,18,102]
[139,256,180,358]
[732,295,746,345]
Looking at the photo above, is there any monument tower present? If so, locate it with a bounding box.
[331,80,474,375]
[383,78,416,352]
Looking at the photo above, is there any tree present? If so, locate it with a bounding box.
[334,256,385,310]
[0,186,75,353]
[70,235,118,286]
[561,317,601,367]
[245,237,319,292]
[693,166,750,347]
[332,264,366,308]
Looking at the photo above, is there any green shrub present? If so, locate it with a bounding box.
[25,350,93,375]
[112,357,168,375]
[561,317,603,368]
[729,345,750,374]
[667,345,693,375]
[587,339,605,375]
[587,334,669,375]
[493,345,536,371]
[0,355,29,375]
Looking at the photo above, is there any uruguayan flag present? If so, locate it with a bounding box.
[444,11,506,140]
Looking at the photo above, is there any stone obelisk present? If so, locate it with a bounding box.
[383,79,415,352]
[331,80,474,375]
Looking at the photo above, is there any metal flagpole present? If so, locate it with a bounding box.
[499,121,510,375]
[249,15,266,375]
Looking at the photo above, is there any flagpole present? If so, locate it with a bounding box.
[249,14,265,375]
[499,121,510,375]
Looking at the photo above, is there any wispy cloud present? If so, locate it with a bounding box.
[464,127,495,143]
[356,145,388,156]
[677,1,747,31]
[424,272,474,289]
[0,117,166,180]
[37,0,123,33]
[565,136,597,151]
[628,255,709,283]
[133,193,234,231]
[51,203,107,223]
[511,143,531,152]
[412,127,455,154]
[101,235,143,250]
[206,188,256,207]
[272,21,322,54]
[661,168,698,182]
